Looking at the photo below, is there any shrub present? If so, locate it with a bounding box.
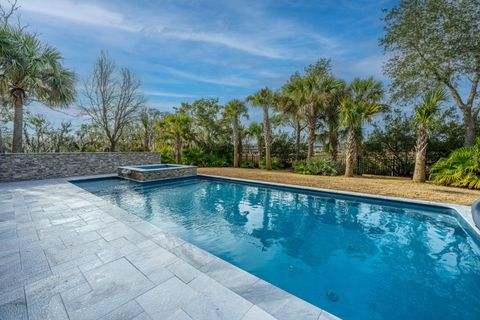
[293,157,342,176]
[157,146,175,164]
[259,158,284,170]
[429,139,480,189]
[292,160,308,174]
[240,160,257,168]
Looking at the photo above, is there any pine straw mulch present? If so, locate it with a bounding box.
[198,167,479,206]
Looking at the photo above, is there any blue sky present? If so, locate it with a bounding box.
[17,0,398,126]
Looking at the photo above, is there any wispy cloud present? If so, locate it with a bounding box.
[154,65,255,87]
[144,90,198,99]
[20,0,336,61]
[21,0,139,32]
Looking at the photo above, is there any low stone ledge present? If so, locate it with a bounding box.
[0,152,161,182]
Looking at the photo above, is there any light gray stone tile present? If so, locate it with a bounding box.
[271,297,321,320]
[200,258,258,293]
[28,294,69,320]
[25,268,86,305]
[63,258,153,320]
[132,312,153,320]
[241,306,277,320]
[136,277,198,320]
[60,282,92,302]
[166,309,193,320]
[0,286,27,320]
[170,243,214,269]
[188,274,252,320]
[98,300,144,320]
[126,246,177,283]
[167,259,201,284]
[151,232,185,250]
[130,221,163,237]
[318,310,341,320]
[236,279,291,315]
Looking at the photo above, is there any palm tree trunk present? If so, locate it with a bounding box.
[413,125,428,182]
[143,132,150,152]
[175,131,182,164]
[345,127,356,177]
[327,113,338,161]
[0,126,4,154]
[307,120,315,159]
[12,94,24,153]
[233,118,239,167]
[294,119,301,160]
[463,109,477,147]
[257,138,263,167]
[263,107,271,170]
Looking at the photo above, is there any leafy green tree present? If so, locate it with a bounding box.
[223,99,248,167]
[340,78,385,177]
[380,0,480,146]
[157,113,192,164]
[179,98,225,147]
[412,89,448,182]
[247,87,275,170]
[0,26,76,152]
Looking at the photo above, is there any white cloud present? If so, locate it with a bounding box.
[20,0,140,31]
[19,0,336,61]
[144,90,198,99]
[154,65,255,87]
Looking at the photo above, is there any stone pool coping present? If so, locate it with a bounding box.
[0,175,338,320]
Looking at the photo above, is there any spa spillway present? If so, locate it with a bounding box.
[117,164,197,182]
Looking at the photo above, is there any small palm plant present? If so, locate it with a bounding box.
[412,89,448,182]
[0,26,76,153]
[157,113,191,164]
[223,99,248,167]
[340,78,384,177]
[246,88,274,170]
[430,139,480,189]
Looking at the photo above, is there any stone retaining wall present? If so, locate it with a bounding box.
[0,152,161,182]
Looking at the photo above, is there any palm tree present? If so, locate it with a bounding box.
[0,26,76,153]
[412,89,448,182]
[223,99,248,167]
[275,92,305,160]
[157,113,191,164]
[283,75,321,158]
[246,122,263,166]
[246,87,274,170]
[322,78,347,161]
[340,78,385,177]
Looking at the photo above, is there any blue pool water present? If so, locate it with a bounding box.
[73,176,480,320]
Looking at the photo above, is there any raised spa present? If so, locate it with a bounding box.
[117,164,197,182]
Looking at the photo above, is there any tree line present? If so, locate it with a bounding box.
[1,0,479,186]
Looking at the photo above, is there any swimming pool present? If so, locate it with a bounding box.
[73,176,480,320]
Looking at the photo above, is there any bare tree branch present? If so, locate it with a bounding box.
[79,51,145,151]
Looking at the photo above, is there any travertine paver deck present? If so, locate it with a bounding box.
[0,177,338,320]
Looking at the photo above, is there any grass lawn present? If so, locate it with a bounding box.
[198,167,480,206]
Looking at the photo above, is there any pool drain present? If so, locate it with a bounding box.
[326,290,339,302]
